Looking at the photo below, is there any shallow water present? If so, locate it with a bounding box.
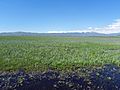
[0,64,120,90]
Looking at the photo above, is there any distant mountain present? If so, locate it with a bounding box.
[0,32,120,36]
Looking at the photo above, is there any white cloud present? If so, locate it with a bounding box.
[48,19,120,34]
[48,30,92,33]
[94,19,120,34]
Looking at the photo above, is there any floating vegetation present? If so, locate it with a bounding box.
[0,36,120,89]
[0,64,120,90]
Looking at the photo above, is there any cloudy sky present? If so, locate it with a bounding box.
[0,0,120,34]
[48,19,120,34]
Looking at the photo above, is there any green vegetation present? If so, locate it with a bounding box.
[0,36,120,72]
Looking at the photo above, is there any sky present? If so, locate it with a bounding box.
[0,0,120,34]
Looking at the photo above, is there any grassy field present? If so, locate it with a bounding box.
[0,36,120,72]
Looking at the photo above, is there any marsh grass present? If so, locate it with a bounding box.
[0,36,120,72]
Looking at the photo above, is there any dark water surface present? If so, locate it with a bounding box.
[0,64,120,90]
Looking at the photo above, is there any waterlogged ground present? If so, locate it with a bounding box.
[0,36,120,89]
[0,64,120,90]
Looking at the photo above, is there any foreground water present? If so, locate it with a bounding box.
[0,64,120,90]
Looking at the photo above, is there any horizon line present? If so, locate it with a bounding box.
[0,31,120,34]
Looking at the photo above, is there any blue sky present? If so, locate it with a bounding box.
[0,0,120,33]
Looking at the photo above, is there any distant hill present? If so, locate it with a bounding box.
[0,32,120,36]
